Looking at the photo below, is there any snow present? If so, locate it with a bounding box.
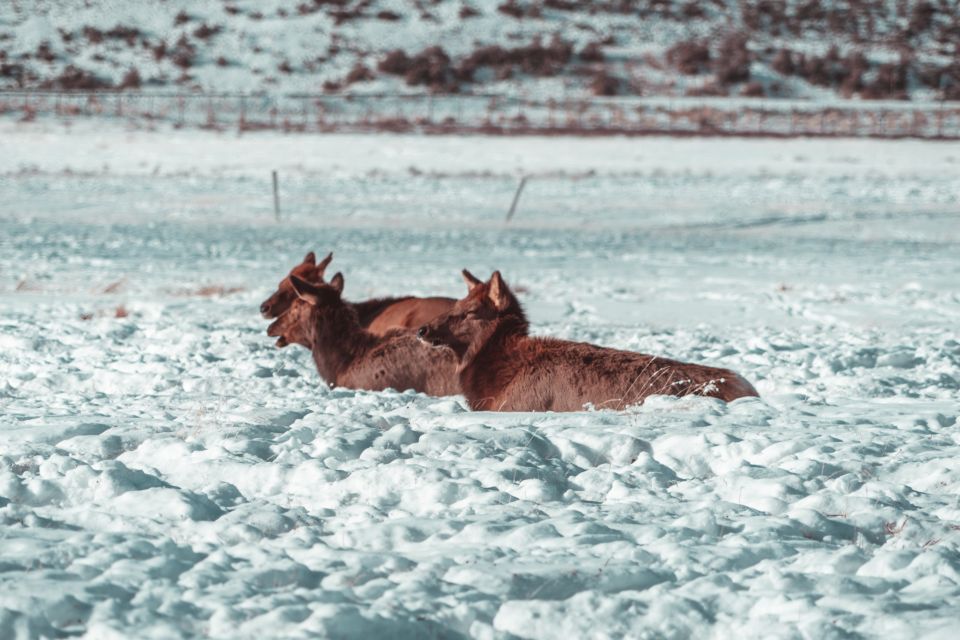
[2,122,960,637]
[0,0,952,103]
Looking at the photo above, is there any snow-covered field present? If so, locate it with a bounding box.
[2,121,960,638]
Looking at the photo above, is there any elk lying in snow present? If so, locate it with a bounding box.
[417,270,759,412]
[259,251,455,345]
[281,273,460,396]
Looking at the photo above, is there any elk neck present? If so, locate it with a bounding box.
[307,303,379,384]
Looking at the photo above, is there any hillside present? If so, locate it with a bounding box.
[2,0,959,102]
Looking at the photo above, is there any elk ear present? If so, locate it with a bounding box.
[462,269,482,291]
[316,252,333,279]
[290,274,322,306]
[487,271,511,311]
[303,251,316,265]
[329,272,344,294]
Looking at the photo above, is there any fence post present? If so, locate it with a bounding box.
[505,176,528,223]
[272,170,281,222]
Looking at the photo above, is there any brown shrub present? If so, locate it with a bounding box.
[378,49,412,75]
[83,26,104,44]
[460,4,480,18]
[590,70,618,95]
[742,0,787,34]
[0,63,25,87]
[771,48,794,75]
[666,39,710,75]
[713,32,751,85]
[105,25,140,45]
[681,2,705,19]
[377,10,401,20]
[332,7,365,24]
[171,35,196,69]
[579,41,604,62]
[839,51,869,96]
[459,37,573,80]
[345,62,374,84]
[193,24,223,40]
[40,65,112,90]
[862,59,909,100]
[794,0,825,24]
[685,82,727,97]
[152,40,167,61]
[118,68,141,90]
[740,81,765,97]
[798,53,828,86]
[456,44,509,81]
[380,47,457,90]
[404,46,457,91]
[36,42,56,63]
[497,1,525,18]
[907,1,936,37]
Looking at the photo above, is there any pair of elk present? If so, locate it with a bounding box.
[261,252,758,412]
[260,251,458,396]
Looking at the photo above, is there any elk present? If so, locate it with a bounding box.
[417,270,759,412]
[259,251,455,342]
[283,273,459,396]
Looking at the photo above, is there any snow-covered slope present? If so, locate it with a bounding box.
[2,122,960,637]
[2,0,958,101]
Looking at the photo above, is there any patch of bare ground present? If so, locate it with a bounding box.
[15,279,41,292]
[170,285,245,298]
[101,279,126,294]
[78,305,131,321]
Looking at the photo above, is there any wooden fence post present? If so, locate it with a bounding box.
[272,170,281,222]
[505,176,528,223]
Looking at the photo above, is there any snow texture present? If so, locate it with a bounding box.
[1,121,960,638]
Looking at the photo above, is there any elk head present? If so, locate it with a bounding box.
[259,250,333,319]
[266,298,313,348]
[416,269,525,361]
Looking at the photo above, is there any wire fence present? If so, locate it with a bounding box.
[3,91,960,139]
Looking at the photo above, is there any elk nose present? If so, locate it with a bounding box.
[260,301,271,315]
[416,326,427,339]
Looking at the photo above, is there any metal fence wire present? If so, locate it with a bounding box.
[2,91,959,139]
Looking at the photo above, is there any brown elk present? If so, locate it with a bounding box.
[283,273,459,396]
[259,251,455,342]
[417,270,759,412]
